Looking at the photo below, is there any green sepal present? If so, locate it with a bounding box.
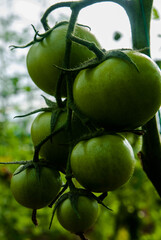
[68,191,81,218]
[50,109,64,133]
[13,161,35,176]
[14,95,58,119]
[48,183,68,208]
[14,107,52,119]
[41,95,57,108]
[9,21,69,50]
[54,49,139,73]
[49,192,69,229]
[76,188,112,211]
[12,160,57,177]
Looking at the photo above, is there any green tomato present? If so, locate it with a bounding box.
[31,111,89,172]
[70,134,136,192]
[73,51,161,130]
[121,131,142,158]
[10,165,62,209]
[57,195,98,233]
[27,22,101,96]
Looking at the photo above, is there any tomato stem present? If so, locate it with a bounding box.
[77,233,88,240]
[33,123,66,163]
[48,183,68,208]
[32,209,38,226]
[69,34,105,60]
[0,160,32,165]
[41,2,73,31]
[124,0,161,197]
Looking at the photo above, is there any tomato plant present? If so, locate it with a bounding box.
[6,0,161,239]
[56,195,99,233]
[70,134,136,192]
[73,50,161,130]
[10,165,62,209]
[27,22,101,96]
[31,111,88,172]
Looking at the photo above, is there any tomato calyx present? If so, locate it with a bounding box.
[14,96,68,168]
[10,21,69,50]
[13,160,58,177]
[14,95,66,119]
[71,128,144,150]
[49,187,111,231]
[54,49,139,73]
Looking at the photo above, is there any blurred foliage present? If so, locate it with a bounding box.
[0,0,161,240]
[152,7,160,20]
[113,31,122,41]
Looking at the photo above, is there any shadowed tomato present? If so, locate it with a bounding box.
[10,165,62,209]
[70,133,136,192]
[57,195,98,233]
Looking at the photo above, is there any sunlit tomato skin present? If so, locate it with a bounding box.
[10,165,62,209]
[31,111,89,172]
[70,134,136,192]
[73,51,161,130]
[56,195,98,233]
[27,23,101,96]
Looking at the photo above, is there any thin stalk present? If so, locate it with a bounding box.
[62,6,80,183]
[33,123,66,162]
[41,1,73,30]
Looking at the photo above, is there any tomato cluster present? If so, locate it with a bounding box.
[10,20,161,236]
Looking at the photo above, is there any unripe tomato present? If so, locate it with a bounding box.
[31,111,88,172]
[73,51,161,130]
[57,195,98,233]
[121,131,142,158]
[70,134,136,192]
[27,22,101,96]
[10,165,62,209]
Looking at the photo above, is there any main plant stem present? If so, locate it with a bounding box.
[124,0,161,197]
